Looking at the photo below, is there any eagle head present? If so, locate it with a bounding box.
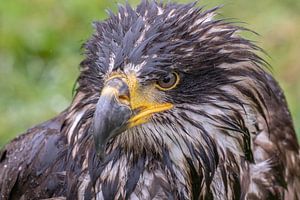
[75,1,260,159]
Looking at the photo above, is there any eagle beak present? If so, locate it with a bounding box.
[92,74,173,157]
[92,77,132,156]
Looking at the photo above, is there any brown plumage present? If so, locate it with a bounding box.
[1,1,300,199]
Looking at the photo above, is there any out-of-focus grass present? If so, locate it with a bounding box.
[0,0,299,147]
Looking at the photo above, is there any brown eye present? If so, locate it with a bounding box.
[155,72,179,90]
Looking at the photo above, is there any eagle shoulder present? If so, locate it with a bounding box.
[0,112,68,200]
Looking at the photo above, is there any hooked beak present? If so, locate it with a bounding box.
[92,74,173,157]
[92,77,132,157]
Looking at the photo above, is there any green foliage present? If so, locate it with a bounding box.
[0,0,299,147]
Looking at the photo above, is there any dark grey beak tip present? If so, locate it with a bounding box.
[94,141,106,157]
[97,147,106,161]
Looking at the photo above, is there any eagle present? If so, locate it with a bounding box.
[1,1,300,199]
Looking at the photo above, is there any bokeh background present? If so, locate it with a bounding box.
[0,0,299,147]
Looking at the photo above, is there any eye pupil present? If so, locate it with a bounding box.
[163,76,171,83]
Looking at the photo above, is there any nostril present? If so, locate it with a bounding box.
[118,95,130,105]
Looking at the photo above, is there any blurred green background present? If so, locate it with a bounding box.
[0,0,299,147]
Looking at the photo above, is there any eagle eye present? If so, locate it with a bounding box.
[155,72,179,90]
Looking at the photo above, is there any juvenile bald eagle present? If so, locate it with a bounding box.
[1,1,300,199]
